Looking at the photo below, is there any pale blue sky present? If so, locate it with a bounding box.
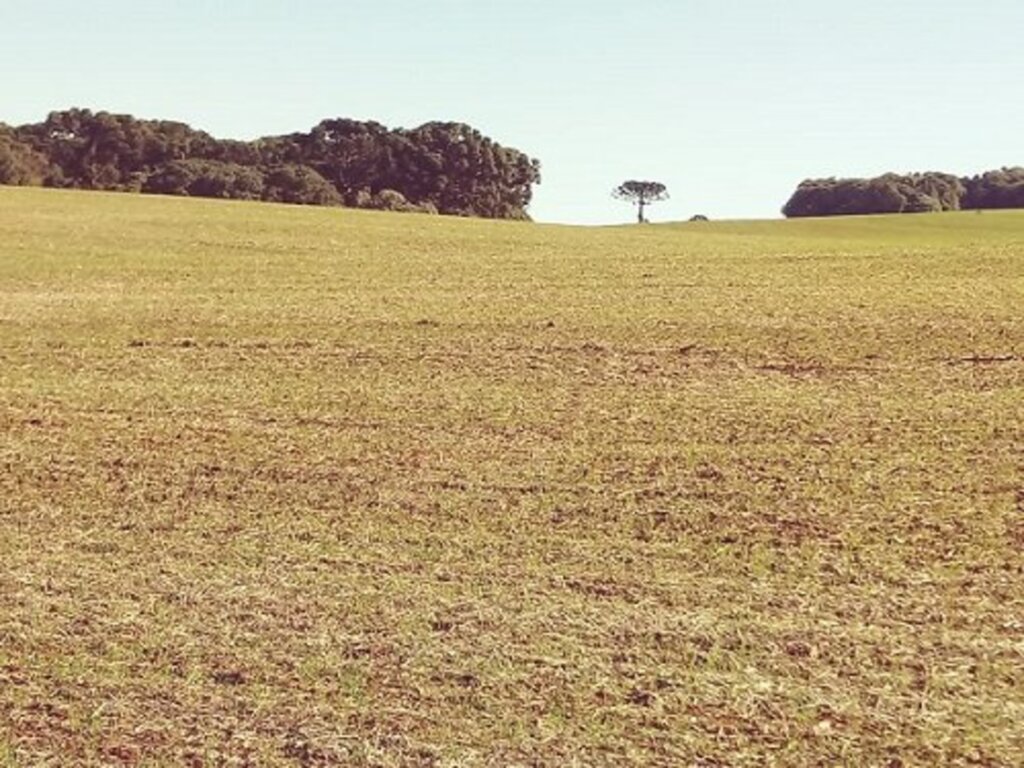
[3,1,1022,223]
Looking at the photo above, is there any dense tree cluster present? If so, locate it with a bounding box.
[961,168,1024,210]
[783,169,1024,218]
[0,124,52,186]
[0,108,541,219]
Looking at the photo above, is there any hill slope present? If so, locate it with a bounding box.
[1,188,1022,766]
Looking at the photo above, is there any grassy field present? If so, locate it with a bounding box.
[1,187,1022,767]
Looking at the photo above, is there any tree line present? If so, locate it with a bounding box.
[783,168,1024,218]
[0,108,542,219]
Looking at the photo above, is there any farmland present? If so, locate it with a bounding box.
[1,187,1022,766]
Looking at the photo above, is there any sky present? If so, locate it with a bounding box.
[2,0,1022,224]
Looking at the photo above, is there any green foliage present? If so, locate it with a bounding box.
[262,165,341,206]
[142,159,264,200]
[962,167,1024,210]
[297,119,540,218]
[0,130,52,186]
[781,170,1021,217]
[372,188,412,211]
[6,107,540,219]
[612,180,669,223]
[16,108,219,192]
[368,188,436,214]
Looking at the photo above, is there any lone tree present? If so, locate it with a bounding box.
[613,180,669,223]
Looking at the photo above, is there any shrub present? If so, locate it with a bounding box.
[0,133,52,186]
[262,165,341,205]
[143,160,264,200]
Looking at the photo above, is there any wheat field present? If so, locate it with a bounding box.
[1,187,1022,766]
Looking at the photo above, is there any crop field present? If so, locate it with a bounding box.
[0,187,1022,767]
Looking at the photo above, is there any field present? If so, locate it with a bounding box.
[1,187,1022,767]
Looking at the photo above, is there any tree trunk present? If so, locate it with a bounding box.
[637,197,646,224]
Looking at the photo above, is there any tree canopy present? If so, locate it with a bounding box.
[0,108,542,219]
[782,170,1023,217]
[613,180,669,223]
[0,124,52,186]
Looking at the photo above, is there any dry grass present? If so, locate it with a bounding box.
[0,187,1022,766]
